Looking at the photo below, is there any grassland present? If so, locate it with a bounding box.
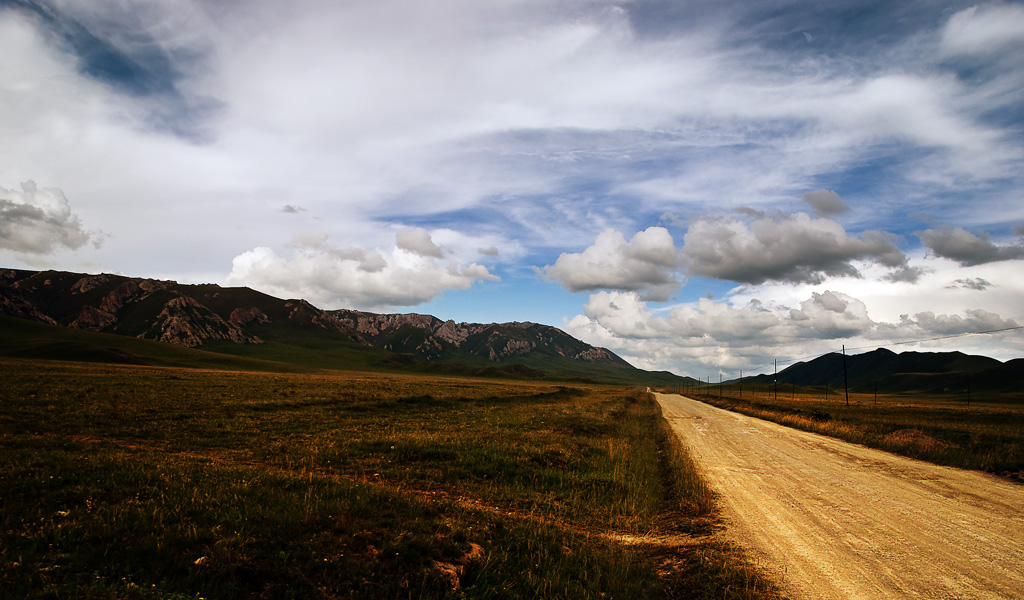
[681,383,1024,482]
[1,359,780,599]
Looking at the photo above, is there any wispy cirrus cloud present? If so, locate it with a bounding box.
[941,3,1024,57]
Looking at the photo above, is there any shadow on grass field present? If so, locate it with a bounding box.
[1,360,781,599]
[683,385,1024,483]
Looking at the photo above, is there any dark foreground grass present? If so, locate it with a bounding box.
[686,385,1024,482]
[1,360,780,599]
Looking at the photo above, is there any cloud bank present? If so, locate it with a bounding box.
[566,290,1022,374]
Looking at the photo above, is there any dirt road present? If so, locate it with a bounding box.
[657,393,1024,600]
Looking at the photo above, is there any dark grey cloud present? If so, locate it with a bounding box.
[682,213,914,285]
[947,277,994,290]
[916,226,1024,265]
[395,227,444,258]
[0,180,100,254]
[894,309,1019,336]
[802,189,850,217]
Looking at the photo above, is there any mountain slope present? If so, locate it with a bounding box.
[741,347,1013,393]
[0,268,675,383]
[0,315,308,372]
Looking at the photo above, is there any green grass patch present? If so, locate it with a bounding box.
[0,315,308,373]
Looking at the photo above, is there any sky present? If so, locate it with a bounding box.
[2,0,1024,377]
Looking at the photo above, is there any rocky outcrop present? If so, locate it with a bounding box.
[229,307,270,327]
[98,279,167,313]
[486,338,536,361]
[434,319,470,345]
[70,305,117,331]
[333,310,445,340]
[283,300,347,332]
[144,296,263,347]
[329,308,621,363]
[575,347,620,362]
[0,272,57,324]
[71,274,115,294]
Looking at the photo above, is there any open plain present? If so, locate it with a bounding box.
[658,392,1024,600]
[0,359,781,599]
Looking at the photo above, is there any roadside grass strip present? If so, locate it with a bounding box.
[689,387,1024,482]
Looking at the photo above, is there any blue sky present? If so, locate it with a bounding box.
[2,0,1023,376]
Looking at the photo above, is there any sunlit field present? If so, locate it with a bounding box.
[681,383,1024,482]
[0,359,780,599]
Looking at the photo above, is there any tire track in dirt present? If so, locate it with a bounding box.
[657,393,1024,600]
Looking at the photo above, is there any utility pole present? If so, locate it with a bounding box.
[719,373,722,398]
[774,359,778,401]
[842,345,849,407]
[739,370,743,399]
[967,373,971,409]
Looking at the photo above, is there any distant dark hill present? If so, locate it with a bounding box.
[740,347,1016,394]
[977,358,1024,393]
[0,268,686,385]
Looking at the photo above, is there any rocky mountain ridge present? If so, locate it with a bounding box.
[0,269,627,368]
[330,309,622,363]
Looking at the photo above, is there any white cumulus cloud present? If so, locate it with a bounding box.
[0,181,102,255]
[539,226,682,301]
[226,230,498,310]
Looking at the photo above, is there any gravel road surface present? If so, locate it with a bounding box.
[657,393,1024,600]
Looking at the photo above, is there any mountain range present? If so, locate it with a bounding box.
[739,347,1024,395]
[0,268,685,384]
[3,268,1020,393]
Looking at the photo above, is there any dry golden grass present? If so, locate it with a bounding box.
[1,359,781,599]
[687,384,1024,481]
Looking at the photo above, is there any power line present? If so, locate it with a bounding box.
[844,325,1024,352]
[738,325,1024,376]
